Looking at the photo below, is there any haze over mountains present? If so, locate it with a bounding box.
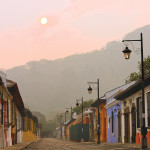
[6,25,150,118]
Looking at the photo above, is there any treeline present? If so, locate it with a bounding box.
[32,111,54,137]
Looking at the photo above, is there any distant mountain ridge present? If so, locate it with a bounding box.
[6,25,150,118]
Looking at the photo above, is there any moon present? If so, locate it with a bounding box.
[40,17,48,25]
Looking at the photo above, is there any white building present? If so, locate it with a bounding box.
[115,74,150,144]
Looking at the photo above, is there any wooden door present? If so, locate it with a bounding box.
[131,107,136,143]
[124,113,130,143]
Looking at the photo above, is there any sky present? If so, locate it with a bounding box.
[0,0,150,69]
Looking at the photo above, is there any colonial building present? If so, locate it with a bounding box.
[7,80,24,145]
[0,72,13,148]
[23,108,39,141]
[104,82,135,143]
[91,98,107,143]
[115,74,150,144]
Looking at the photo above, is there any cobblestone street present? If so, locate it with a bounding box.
[21,138,150,150]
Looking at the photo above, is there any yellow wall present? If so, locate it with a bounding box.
[30,118,33,133]
[23,116,39,141]
[23,131,36,142]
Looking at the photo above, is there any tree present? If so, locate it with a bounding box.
[125,55,150,83]
[72,100,94,115]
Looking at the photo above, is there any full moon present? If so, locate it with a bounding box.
[40,17,48,25]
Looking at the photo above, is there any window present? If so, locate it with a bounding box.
[147,92,150,126]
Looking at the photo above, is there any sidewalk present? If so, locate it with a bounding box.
[80,142,150,149]
[0,139,40,150]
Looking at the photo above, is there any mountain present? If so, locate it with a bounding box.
[6,25,150,119]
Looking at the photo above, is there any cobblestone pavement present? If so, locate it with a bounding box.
[22,138,150,150]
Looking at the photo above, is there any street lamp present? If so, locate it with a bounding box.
[87,86,92,94]
[76,97,84,141]
[87,79,100,144]
[122,33,147,149]
[66,106,72,120]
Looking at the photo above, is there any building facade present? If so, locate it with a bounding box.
[91,98,107,143]
[0,71,40,149]
[105,82,135,143]
[115,75,150,144]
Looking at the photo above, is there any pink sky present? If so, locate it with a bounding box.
[0,0,150,69]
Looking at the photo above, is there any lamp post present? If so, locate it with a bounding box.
[62,112,67,140]
[59,114,63,139]
[76,97,84,141]
[66,106,72,120]
[87,79,100,144]
[122,33,147,149]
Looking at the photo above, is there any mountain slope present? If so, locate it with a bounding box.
[6,25,150,118]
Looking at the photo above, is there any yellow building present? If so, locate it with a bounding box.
[23,108,40,141]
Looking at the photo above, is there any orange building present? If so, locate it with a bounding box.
[91,98,107,143]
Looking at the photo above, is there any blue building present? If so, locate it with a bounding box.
[104,82,135,143]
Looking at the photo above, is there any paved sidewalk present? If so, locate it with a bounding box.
[0,139,40,150]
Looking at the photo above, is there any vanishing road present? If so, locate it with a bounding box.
[22,138,148,150]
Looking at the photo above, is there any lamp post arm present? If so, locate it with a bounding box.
[122,40,141,42]
[87,82,98,84]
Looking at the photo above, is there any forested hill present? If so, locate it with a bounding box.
[6,25,150,118]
